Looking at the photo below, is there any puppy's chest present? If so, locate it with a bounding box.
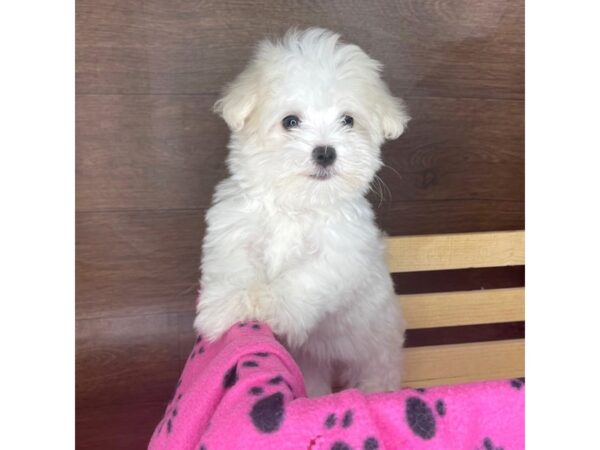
[247,218,345,281]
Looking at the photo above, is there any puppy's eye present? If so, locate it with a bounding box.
[341,115,354,128]
[282,115,300,130]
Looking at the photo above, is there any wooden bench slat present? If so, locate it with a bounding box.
[386,230,525,272]
[399,287,524,329]
[402,339,524,388]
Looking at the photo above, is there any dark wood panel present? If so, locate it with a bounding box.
[76,314,183,408]
[76,206,522,324]
[405,321,525,347]
[76,210,203,319]
[76,0,523,98]
[378,97,524,203]
[375,198,524,235]
[77,402,164,450]
[76,94,228,211]
[392,266,525,295]
[77,95,523,222]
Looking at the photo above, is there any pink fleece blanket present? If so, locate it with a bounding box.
[149,321,524,450]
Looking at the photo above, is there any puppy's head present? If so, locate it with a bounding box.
[215,28,409,204]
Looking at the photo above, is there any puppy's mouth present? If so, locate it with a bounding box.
[309,167,335,180]
[310,173,332,180]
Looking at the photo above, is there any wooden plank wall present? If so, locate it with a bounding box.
[76,1,524,448]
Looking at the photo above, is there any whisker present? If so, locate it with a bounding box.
[380,162,403,180]
[374,174,392,202]
[368,176,385,207]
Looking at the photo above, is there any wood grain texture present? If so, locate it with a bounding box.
[76,94,524,236]
[376,198,524,236]
[76,0,523,99]
[400,287,524,329]
[76,94,524,212]
[77,402,166,450]
[76,94,228,211]
[76,0,524,447]
[405,321,524,348]
[386,230,525,272]
[76,208,525,323]
[76,210,202,319]
[76,314,183,408]
[402,339,524,388]
[392,265,525,294]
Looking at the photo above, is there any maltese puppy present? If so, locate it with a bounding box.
[194,28,409,396]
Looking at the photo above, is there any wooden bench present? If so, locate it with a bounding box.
[386,230,525,388]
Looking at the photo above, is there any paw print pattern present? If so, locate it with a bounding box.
[242,354,297,434]
[342,410,353,428]
[321,409,380,450]
[405,395,447,440]
[242,360,259,368]
[268,374,295,394]
[249,386,264,395]
[237,320,262,331]
[251,391,285,433]
[510,378,524,390]
[324,413,336,429]
[435,399,446,416]
[247,374,293,433]
[244,353,276,398]
[480,437,504,450]
[155,379,185,436]
[223,364,239,389]
[190,334,206,360]
[363,437,379,450]
[269,375,284,385]
[330,442,351,450]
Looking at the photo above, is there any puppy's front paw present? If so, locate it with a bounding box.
[193,311,232,342]
[194,284,271,341]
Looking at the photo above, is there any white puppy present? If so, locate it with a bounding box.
[194,28,409,396]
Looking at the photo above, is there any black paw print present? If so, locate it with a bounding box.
[237,320,262,331]
[223,364,239,389]
[222,345,270,391]
[247,374,293,433]
[510,378,524,390]
[266,373,295,396]
[251,391,285,433]
[480,437,504,450]
[155,379,185,436]
[322,409,380,450]
[323,409,353,430]
[189,334,206,360]
[405,394,447,440]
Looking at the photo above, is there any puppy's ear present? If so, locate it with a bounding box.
[213,65,260,132]
[374,85,410,141]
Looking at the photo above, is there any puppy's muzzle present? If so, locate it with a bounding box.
[312,146,336,168]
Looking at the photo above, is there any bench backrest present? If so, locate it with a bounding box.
[387,230,525,387]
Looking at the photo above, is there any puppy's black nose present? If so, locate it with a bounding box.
[312,146,336,167]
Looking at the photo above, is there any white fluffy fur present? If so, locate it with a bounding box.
[194,28,410,396]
